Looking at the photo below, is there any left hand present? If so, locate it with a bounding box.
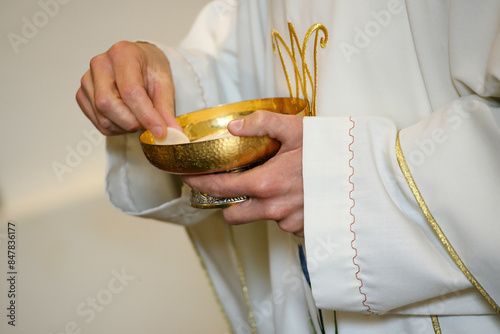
[182,110,305,237]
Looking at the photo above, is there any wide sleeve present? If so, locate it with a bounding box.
[303,2,500,315]
[105,0,241,225]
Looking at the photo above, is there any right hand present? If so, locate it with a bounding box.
[76,41,180,138]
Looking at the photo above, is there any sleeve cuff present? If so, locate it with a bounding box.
[303,115,474,314]
[303,116,370,312]
[105,132,216,226]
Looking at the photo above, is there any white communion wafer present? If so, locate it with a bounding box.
[192,129,234,142]
[153,127,234,145]
[153,127,190,145]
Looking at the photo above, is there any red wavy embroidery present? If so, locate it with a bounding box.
[348,117,373,314]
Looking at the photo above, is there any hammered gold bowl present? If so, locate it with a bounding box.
[139,97,309,175]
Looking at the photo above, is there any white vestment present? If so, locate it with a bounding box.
[105,0,500,333]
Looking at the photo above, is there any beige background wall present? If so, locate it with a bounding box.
[0,0,229,333]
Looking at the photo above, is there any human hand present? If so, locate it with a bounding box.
[183,110,305,237]
[76,41,181,138]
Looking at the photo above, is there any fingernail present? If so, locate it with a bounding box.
[151,126,164,139]
[229,119,243,132]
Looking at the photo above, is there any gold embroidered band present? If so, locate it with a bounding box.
[395,131,500,315]
[228,226,257,334]
[431,315,441,334]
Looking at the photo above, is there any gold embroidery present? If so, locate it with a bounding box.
[227,225,257,334]
[431,315,442,334]
[271,22,329,116]
[395,131,500,315]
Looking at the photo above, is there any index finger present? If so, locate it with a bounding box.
[112,50,167,138]
[146,60,181,131]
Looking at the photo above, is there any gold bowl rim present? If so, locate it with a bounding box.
[139,97,309,175]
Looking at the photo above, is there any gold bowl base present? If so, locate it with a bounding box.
[190,190,248,209]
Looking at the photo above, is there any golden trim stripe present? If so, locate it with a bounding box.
[395,131,500,315]
[185,227,235,333]
[431,315,441,334]
[228,225,257,334]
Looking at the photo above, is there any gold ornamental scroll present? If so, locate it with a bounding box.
[272,22,329,117]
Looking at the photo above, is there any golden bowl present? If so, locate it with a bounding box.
[139,97,309,175]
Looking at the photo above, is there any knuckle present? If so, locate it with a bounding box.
[251,110,267,127]
[276,219,294,234]
[89,54,103,68]
[108,41,135,58]
[293,231,304,238]
[93,120,115,136]
[222,204,248,225]
[252,175,279,197]
[263,202,287,221]
[94,94,113,112]
[202,179,224,198]
[194,175,221,197]
[96,115,113,130]
[119,84,141,102]
[98,127,114,136]
[121,120,141,133]
[253,180,270,196]
[277,211,303,235]
[75,87,85,104]
[80,71,91,88]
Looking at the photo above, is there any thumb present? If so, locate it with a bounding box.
[227,110,303,150]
